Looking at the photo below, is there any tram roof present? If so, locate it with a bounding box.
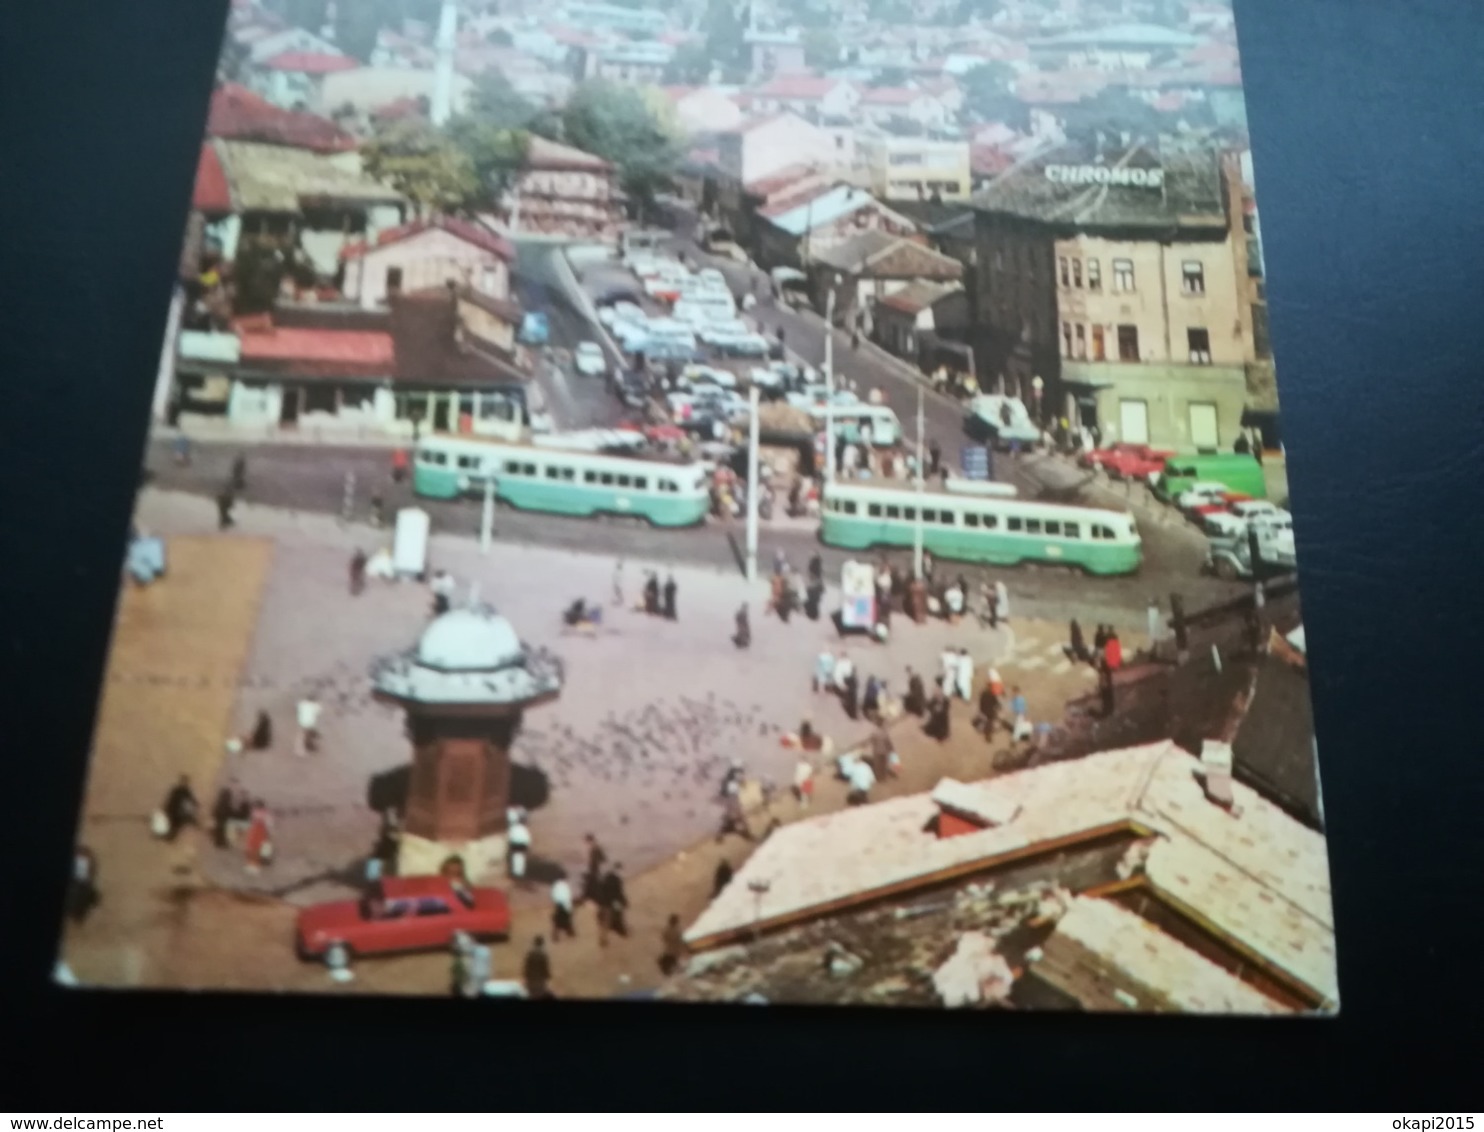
[824,479,1133,516]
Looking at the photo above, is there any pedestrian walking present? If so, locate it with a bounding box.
[66,847,100,924]
[974,679,1001,736]
[814,648,836,693]
[717,779,753,843]
[369,494,385,529]
[662,574,677,621]
[430,570,456,616]
[296,692,322,757]
[733,603,751,649]
[507,810,531,881]
[712,858,734,898]
[550,875,576,940]
[612,559,624,607]
[928,439,942,479]
[230,454,247,493]
[659,914,687,976]
[904,667,926,716]
[851,327,860,351]
[1066,618,1089,664]
[210,778,244,849]
[924,691,951,742]
[215,485,236,530]
[955,648,974,702]
[841,669,860,720]
[349,548,368,596]
[994,579,1010,623]
[159,775,199,841]
[598,863,629,945]
[643,572,661,616]
[581,833,607,906]
[793,756,815,808]
[862,675,882,722]
[243,799,273,873]
[1146,600,1162,648]
[522,937,552,998]
[391,448,409,484]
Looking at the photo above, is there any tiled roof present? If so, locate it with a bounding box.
[207,83,358,153]
[745,164,821,197]
[260,50,359,74]
[391,290,527,386]
[236,324,395,377]
[860,86,923,105]
[684,741,1337,1005]
[524,134,612,172]
[193,143,233,214]
[214,139,403,213]
[762,184,880,235]
[877,280,961,314]
[969,141,1227,232]
[752,75,846,100]
[1032,897,1288,1014]
[340,216,514,262]
[813,232,958,278]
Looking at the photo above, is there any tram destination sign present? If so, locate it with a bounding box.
[1045,164,1165,188]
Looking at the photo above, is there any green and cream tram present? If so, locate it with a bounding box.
[413,436,710,527]
[820,481,1142,576]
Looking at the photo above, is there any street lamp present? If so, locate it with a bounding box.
[823,287,837,483]
[480,473,495,555]
[745,384,761,584]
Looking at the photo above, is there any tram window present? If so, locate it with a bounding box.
[522,463,536,476]
[634,476,648,490]
[560,467,575,481]
[940,511,956,527]
[867,504,882,518]
[1092,524,1110,540]
[983,514,998,529]
[546,466,561,479]
[903,507,916,521]
[504,461,521,475]
[885,506,900,520]
[423,451,445,466]
[600,473,615,486]
[457,455,480,470]
[844,501,858,515]
[1045,520,1061,536]
[965,513,980,528]
[1007,517,1023,532]
[1063,521,1080,539]
[616,474,631,488]
[583,471,597,484]
[1026,519,1042,534]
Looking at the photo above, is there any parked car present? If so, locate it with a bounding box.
[1083,442,1176,479]
[700,322,770,356]
[1187,490,1256,518]
[295,876,510,961]
[1228,499,1283,524]
[786,385,859,412]
[681,364,738,390]
[574,341,607,377]
[1176,481,1240,512]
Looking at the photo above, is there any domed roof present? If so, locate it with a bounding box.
[416,607,524,672]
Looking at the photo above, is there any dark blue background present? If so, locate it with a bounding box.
[1,0,1479,1106]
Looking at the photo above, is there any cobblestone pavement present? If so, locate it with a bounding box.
[132,490,1019,910]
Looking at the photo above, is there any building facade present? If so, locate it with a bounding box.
[503,136,624,240]
[971,144,1255,450]
[857,135,972,202]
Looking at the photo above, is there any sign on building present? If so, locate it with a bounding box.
[1045,164,1165,188]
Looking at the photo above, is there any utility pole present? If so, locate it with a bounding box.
[823,287,836,483]
[480,474,495,554]
[913,381,925,579]
[509,184,521,237]
[745,384,761,583]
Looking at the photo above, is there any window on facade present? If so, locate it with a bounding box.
[386,266,403,292]
[305,385,336,413]
[1118,325,1140,361]
[1188,327,1212,364]
[1092,325,1106,360]
[1113,258,1135,291]
[1182,260,1206,295]
[1087,258,1101,291]
[993,250,1004,272]
[1074,324,1087,359]
[1061,321,1073,357]
[342,385,374,409]
[1058,256,1070,287]
[1072,259,1083,288]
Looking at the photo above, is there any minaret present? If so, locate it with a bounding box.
[431,0,458,128]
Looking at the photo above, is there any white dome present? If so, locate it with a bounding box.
[416,608,524,671]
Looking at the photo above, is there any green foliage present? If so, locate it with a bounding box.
[700,0,747,79]
[361,117,478,217]
[960,61,1019,121]
[871,65,911,88]
[663,41,714,85]
[467,69,538,130]
[562,80,679,220]
[446,117,530,202]
[333,0,440,64]
[801,28,839,70]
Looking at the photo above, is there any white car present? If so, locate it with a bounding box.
[1176,481,1235,511]
[681,364,738,390]
[1228,499,1280,523]
[786,385,859,412]
[574,341,607,377]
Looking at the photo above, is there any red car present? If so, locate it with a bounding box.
[295,876,511,961]
[1082,443,1176,478]
[1187,490,1255,518]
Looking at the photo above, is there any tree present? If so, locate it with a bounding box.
[446,117,530,204]
[361,118,478,217]
[960,61,1019,122]
[467,69,538,130]
[801,28,839,71]
[700,0,747,81]
[333,0,440,64]
[663,41,714,85]
[871,66,911,88]
[562,81,680,223]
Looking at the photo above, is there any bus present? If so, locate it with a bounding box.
[816,403,903,447]
[819,481,1142,576]
[412,436,711,527]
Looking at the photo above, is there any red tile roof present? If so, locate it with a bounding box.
[861,86,922,105]
[236,324,396,377]
[261,50,359,74]
[970,144,1017,178]
[524,135,613,172]
[753,75,845,100]
[745,163,819,196]
[371,95,428,122]
[340,217,515,262]
[208,83,358,153]
[193,143,233,213]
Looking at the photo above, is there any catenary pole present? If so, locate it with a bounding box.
[823,287,836,483]
[746,385,761,583]
[913,381,925,578]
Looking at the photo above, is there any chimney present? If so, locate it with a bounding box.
[431,0,458,128]
[1198,740,1237,812]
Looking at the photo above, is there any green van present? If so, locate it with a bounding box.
[1156,454,1267,502]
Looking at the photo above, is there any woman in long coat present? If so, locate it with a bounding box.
[243,799,274,873]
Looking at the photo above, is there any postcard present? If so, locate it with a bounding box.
[57,0,1335,1013]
